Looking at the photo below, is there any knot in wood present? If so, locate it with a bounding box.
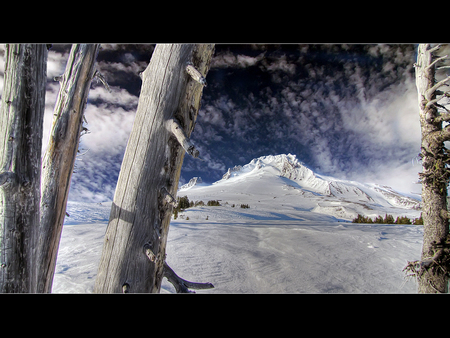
[122,283,130,293]
[143,243,158,263]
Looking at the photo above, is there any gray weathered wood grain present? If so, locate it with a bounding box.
[37,44,100,293]
[415,44,450,293]
[94,44,214,293]
[0,44,47,293]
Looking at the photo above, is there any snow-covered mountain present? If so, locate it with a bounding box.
[53,153,423,294]
[178,153,421,221]
[179,177,204,191]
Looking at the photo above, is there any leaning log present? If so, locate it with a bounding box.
[37,44,100,293]
[94,44,214,293]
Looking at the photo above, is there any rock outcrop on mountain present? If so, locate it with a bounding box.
[179,177,203,191]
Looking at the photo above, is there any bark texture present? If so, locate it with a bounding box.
[94,44,214,293]
[0,44,47,293]
[415,44,450,293]
[37,44,100,293]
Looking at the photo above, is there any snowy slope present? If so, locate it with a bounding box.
[52,154,424,293]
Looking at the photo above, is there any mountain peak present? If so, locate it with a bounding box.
[217,153,312,182]
[179,177,203,191]
[178,153,421,221]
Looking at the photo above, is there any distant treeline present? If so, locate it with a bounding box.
[173,196,222,219]
[352,213,423,225]
[173,196,250,219]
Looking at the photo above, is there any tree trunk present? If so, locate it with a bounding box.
[415,44,450,293]
[94,44,214,293]
[37,44,100,293]
[0,44,47,293]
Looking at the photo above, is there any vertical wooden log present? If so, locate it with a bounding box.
[37,44,100,293]
[0,44,47,293]
[415,44,449,293]
[94,44,214,293]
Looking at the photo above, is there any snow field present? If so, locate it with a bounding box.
[162,219,422,293]
[53,208,423,293]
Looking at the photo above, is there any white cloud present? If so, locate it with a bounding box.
[80,103,136,155]
[264,55,296,74]
[200,105,226,127]
[68,99,137,202]
[47,49,69,80]
[88,85,139,109]
[211,50,265,68]
[96,59,148,79]
[0,44,429,201]
[192,45,423,195]
[340,80,420,148]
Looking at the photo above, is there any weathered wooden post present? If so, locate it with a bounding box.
[404,44,450,293]
[0,44,47,293]
[95,44,215,293]
[37,44,101,293]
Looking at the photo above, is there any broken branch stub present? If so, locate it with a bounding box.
[160,187,178,208]
[94,70,112,93]
[168,118,200,158]
[186,62,207,86]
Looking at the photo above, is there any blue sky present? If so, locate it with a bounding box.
[0,44,426,202]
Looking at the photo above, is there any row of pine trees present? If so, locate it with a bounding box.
[352,213,423,225]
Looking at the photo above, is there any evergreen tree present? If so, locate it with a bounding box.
[374,215,384,224]
[413,213,424,225]
[383,214,395,224]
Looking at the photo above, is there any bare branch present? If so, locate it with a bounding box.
[440,209,450,219]
[434,112,450,123]
[76,148,90,157]
[94,70,111,93]
[426,55,449,70]
[167,118,200,158]
[438,124,450,142]
[186,62,207,86]
[163,262,214,293]
[143,242,214,293]
[428,44,442,54]
[425,95,446,108]
[426,76,450,98]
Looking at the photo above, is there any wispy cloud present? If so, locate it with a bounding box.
[88,85,139,110]
[46,49,70,79]
[211,50,265,69]
[0,44,427,200]
[186,44,421,195]
[69,85,138,202]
